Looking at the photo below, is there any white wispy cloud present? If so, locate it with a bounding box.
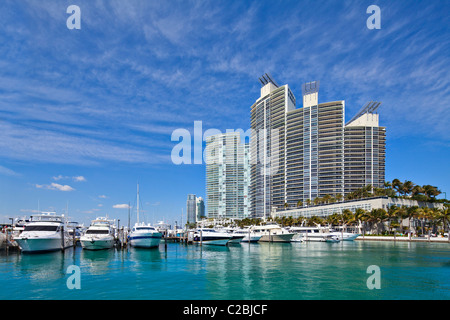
[113,204,130,209]
[0,165,18,176]
[35,183,75,192]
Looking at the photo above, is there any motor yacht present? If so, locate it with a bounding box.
[329,228,360,241]
[251,223,294,242]
[129,223,162,248]
[289,226,340,243]
[80,217,115,250]
[14,213,73,253]
[193,228,232,246]
[231,227,262,243]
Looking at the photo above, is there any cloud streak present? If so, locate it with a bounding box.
[35,183,75,192]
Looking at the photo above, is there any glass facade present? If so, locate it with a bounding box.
[206,132,250,219]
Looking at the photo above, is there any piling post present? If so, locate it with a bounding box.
[73,226,76,248]
[61,226,65,252]
[200,229,203,246]
[164,230,167,250]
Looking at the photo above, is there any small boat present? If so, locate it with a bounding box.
[128,183,163,248]
[251,223,294,242]
[80,217,115,250]
[13,212,73,253]
[193,228,232,246]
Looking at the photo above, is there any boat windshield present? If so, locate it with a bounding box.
[134,227,155,231]
[24,225,58,232]
[86,230,110,234]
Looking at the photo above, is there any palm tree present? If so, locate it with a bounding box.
[436,204,450,239]
[368,208,387,234]
[392,179,402,196]
[386,205,399,237]
[296,200,303,208]
[322,194,332,204]
[335,193,343,203]
[339,209,355,235]
[394,205,408,235]
[406,206,420,237]
[354,208,367,236]
[401,180,415,197]
[313,197,320,206]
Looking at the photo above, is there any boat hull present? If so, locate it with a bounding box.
[241,235,261,243]
[199,239,230,246]
[80,237,115,250]
[14,237,71,253]
[193,235,231,246]
[129,234,162,248]
[259,233,294,243]
[229,236,245,244]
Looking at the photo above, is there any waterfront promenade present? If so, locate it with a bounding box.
[356,235,450,243]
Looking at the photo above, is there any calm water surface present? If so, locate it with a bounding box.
[1,241,449,300]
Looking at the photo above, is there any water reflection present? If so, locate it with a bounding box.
[81,248,115,275]
[13,249,71,284]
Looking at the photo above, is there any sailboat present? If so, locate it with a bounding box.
[128,183,162,248]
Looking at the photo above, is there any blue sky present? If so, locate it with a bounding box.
[0,0,449,226]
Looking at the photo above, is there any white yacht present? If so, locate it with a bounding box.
[251,223,295,242]
[80,217,115,250]
[289,226,340,243]
[129,223,162,248]
[128,183,162,248]
[14,213,73,253]
[231,228,262,243]
[330,228,360,241]
[193,228,232,246]
[217,227,246,244]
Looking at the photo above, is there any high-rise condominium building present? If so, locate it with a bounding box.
[250,74,385,218]
[250,74,296,218]
[205,132,250,219]
[344,102,386,194]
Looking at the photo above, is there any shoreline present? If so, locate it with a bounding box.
[355,236,450,243]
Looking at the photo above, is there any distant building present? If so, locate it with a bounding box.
[186,194,197,224]
[205,132,250,219]
[274,197,443,219]
[196,197,205,221]
[186,194,206,224]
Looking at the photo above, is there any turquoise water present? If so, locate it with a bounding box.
[0,241,449,300]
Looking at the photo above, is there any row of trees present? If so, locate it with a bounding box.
[234,204,450,236]
[283,179,444,210]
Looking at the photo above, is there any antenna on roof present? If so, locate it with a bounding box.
[258,73,279,87]
[346,101,382,125]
